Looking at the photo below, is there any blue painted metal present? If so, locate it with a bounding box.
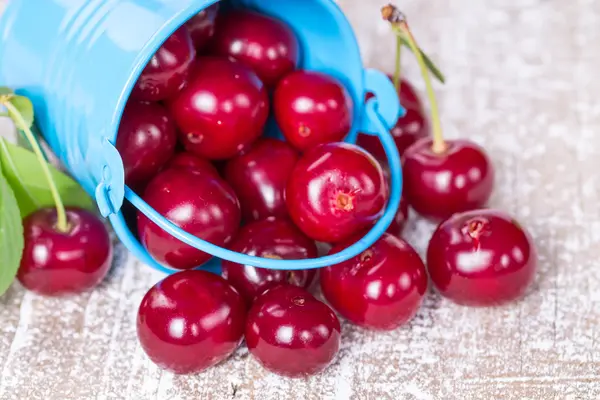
[0,0,404,273]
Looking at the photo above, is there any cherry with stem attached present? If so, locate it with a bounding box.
[383,7,494,221]
[0,95,113,296]
[355,14,429,163]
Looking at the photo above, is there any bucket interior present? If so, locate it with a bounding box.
[103,0,402,276]
[107,0,369,272]
[108,0,365,150]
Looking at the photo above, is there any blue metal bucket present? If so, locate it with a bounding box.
[0,0,405,274]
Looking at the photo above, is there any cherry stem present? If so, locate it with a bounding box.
[393,35,402,92]
[2,100,69,232]
[396,23,445,153]
[384,9,446,154]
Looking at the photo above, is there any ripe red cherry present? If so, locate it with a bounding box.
[185,3,219,51]
[137,270,246,374]
[131,27,195,102]
[356,104,429,163]
[403,138,494,221]
[17,208,113,296]
[286,142,388,243]
[224,138,299,222]
[426,209,537,307]
[167,152,220,178]
[392,77,423,112]
[169,57,269,160]
[116,101,177,191]
[211,9,299,87]
[274,70,354,151]
[386,195,409,238]
[221,219,317,305]
[376,166,409,237]
[245,285,341,377]
[137,167,241,270]
[320,233,427,330]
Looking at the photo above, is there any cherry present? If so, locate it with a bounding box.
[116,101,177,191]
[426,209,537,307]
[286,142,388,243]
[185,3,219,51]
[394,77,423,112]
[364,75,424,111]
[375,165,409,237]
[356,104,429,163]
[320,233,427,330]
[131,26,195,102]
[377,13,494,221]
[403,138,494,220]
[245,285,341,377]
[221,219,317,305]
[17,207,113,296]
[274,70,354,151]
[210,9,299,88]
[167,151,220,179]
[137,167,241,270]
[386,194,409,238]
[169,57,269,160]
[224,138,299,222]
[137,270,246,374]
[356,72,427,163]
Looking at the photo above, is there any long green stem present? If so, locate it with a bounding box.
[395,24,446,153]
[393,35,402,92]
[3,101,68,231]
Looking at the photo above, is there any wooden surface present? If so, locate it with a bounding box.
[1,0,599,399]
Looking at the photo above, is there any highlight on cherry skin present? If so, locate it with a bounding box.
[168,56,270,160]
[17,207,114,296]
[56,3,541,379]
[321,232,428,331]
[210,9,300,88]
[285,142,389,244]
[130,26,196,102]
[185,2,220,51]
[402,137,495,221]
[136,270,246,374]
[245,285,342,378]
[224,138,300,223]
[426,209,538,307]
[115,100,177,192]
[274,70,354,152]
[137,166,241,271]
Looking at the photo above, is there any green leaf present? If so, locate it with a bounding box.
[399,36,446,84]
[0,138,95,218]
[7,95,34,129]
[0,168,24,296]
[0,87,14,96]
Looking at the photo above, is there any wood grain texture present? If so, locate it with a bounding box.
[1,0,599,399]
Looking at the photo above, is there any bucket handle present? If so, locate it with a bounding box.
[108,69,403,272]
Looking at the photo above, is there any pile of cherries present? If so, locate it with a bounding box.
[15,3,538,379]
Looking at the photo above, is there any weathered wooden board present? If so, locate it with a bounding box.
[1,0,599,398]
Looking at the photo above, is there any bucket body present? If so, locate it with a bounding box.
[0,0,404,274]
